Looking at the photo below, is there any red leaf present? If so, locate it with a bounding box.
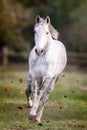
[59,105,63,110]
[76,80,80,83]
[17,106,23,110]
[19,78,23,83]
[11,80,14,83]
[23,104,29,109]
[71,90,75,93]
[4,87,10,92]
[46,120,50,123]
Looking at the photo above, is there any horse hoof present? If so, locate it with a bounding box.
[27,104,33,108]
[26,97,33,108]
[28,115,36,121]
[35,117,41,124]
[37,122,43,126]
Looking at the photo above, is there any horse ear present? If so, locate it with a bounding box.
[45,16,50,25]
[35,15,40,23]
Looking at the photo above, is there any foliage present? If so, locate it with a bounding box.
[37,0,86,28]
[0,0,35,52]
[0,0,87,53]
[68,1,87,52]
[37,0,87,52]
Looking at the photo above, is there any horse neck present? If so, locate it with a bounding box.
[45,33,53,53]
[48,33,54,45]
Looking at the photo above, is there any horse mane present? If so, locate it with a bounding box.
[35,16,59,40]
[49,24,59,40]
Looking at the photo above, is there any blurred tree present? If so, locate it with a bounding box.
[62,0,87,52]
[0,0,87,54]
[37,0,86,29]
[35,0,87,53]
[17,0,47,7]
[0,0,35,52]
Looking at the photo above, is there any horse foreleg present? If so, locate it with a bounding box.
[28,82,38,121]
[36,77,56,123]
[25,74,34,108]
[25,86,32,108]
[29,77,53,120]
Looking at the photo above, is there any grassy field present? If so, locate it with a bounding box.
[0,67,87,130]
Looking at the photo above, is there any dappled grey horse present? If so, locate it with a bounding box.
[25,15,67,123]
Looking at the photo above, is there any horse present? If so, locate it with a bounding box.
[25,15,67,123]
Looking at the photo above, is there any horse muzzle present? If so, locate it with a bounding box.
[35,49,44,56]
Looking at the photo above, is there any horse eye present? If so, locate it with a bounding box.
[33,30,36,34]
[46,32,49,35]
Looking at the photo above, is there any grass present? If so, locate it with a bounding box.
[0,67,87,130]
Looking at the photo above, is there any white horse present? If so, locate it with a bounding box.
[25,15,67,123]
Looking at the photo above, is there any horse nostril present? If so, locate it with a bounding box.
[35,49,37,53]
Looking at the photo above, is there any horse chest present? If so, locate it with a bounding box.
[31,57,48,76]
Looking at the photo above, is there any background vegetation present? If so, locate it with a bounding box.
[0,69,87,130]
[0,0,87,53]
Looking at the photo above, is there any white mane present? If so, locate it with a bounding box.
[49,24,59,39]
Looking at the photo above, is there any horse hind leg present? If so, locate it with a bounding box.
[36,77,56,123]
[29,77,51,119]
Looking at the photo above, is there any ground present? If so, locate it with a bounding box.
[0,67,87,130]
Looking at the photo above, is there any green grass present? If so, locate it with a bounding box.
[0,68,87,130]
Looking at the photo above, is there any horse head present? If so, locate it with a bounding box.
[34,15,51,56]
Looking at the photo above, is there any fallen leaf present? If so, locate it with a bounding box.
[19,91,24,94]
[11,80,14,83]
[71,90,75,93]
[17,106,23,110]
[38,123,43,126]
[0,97,3,101]
[62,74,65,77]
[19,78,23,83]
[64,95,67,98]
[59,105,63,110]
[23,104,29,109]
[76,80,80,83]
[40,96,43,100]
[20,115,23,118]
[46,120,50,123]
[4,87,10,92]
[19,125,22,128]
